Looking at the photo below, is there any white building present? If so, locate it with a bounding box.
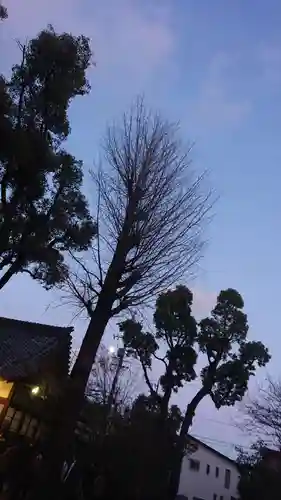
[177,435,240,500]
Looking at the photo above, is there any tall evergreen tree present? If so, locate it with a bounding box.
[0,2,7,20]
[120,286,270,499]
[0,26,96,289]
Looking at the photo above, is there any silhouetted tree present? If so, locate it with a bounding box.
[64,390,189,500]
[80,393,189,500]
[120,285,197,422]
[0,3,7,19]
[116,394,186,500]
[120,286,270,499]
[241,377,281,448]
[237,441,281,500]
[87,344,140,412]
[0,26,96,290]
[49,97,212,482]
[170,288,270,499]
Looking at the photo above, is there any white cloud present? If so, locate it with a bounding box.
[193,52,250,129]
[259,44,281,85]
[1,0,175,85]
[91,1,174,77]
[192,288,216,318]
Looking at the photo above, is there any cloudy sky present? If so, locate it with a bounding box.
[1,0,281,457]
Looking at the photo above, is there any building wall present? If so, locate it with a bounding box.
[178,441,240,500]
[0,382,48,441]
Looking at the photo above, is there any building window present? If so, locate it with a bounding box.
[220,496,223,500]
[189,458,200,471]
[216,466,219,477]
[2,406,15,429]
[27,418,38,439]
[9,410,22,432]
[206,464,210,475]
[20,414,32,436]
[224,468,231,489]
[2,407,23,433]
[213,495,217,500]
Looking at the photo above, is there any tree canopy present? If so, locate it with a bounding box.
[120,285,198,419]
[48,98,211,483]
[0,11,273,500]
[120,285,270,499]
[0,26,96,290]
[0,2,7,19]
[121,286,270,415]
[237,441,281,500]
[76,391,189,500]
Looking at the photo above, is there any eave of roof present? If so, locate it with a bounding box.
[187,434,237,466]
[0,316,73,337]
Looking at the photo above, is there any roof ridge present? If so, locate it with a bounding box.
[0,316,73,335]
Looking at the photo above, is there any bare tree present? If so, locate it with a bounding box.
[47,98,212,487]
[86,344,141,412]
[65,96,211,344]
[240,377,281,448]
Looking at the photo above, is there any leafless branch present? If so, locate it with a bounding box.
[61,96,213,323]
[152,351,168,369]
[96,168,104,288]
[238,376,281,447]
[139,357,159,400]
[86,344,141,411]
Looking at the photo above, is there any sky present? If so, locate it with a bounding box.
[1,0,281,458]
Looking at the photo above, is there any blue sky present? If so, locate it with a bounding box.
[1,0,281,456]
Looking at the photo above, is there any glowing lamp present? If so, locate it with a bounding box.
[108,345,115,355]
[31,386,40,396]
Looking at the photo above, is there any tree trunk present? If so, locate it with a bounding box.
[32,204,142,497]
[34,295,115,499]
[0,259,21,289]
[160,387,172,421]
[167,386,208,500]
[42,231,131,490]
[107,349,125,414]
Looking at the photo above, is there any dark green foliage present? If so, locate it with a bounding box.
[121,286,270,414]
[120,286,270,500]
[0,3,7,19]
[120,286,198,401]
[69,391,186,500]
[165,288,271,500]
[8,27,91,138]
[237,441,281,500]
[154,285,195,343]
[119,318,158,368]
[0,26,96,289]
[198,289,270,408]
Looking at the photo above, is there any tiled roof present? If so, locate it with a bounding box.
[0,317,73,381]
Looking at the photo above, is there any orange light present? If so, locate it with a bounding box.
[0,381,13,399]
